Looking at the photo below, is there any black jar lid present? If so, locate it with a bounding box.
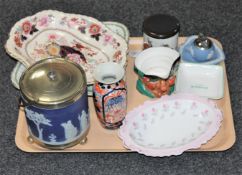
[143,14,180,39]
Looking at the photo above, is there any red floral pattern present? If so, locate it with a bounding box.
[38,16,49,27]
[113,50,122,62]
[89,24,101,35]
[67,53,82,64]
[14,14,122,50]
[14,35,22,47]
[22,21,32,34]
[12,11,125,75]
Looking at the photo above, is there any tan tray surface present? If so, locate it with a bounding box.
[15,37,236,152]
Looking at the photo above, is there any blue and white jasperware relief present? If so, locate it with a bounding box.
[179,34,225,64]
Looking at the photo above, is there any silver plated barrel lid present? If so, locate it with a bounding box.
[19,58,87,108]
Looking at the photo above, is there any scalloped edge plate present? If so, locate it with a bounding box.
[9,20,129,96]
[5,10,128,85]
[119,93,223,157]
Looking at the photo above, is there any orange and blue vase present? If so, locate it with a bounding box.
[93,62,127,129]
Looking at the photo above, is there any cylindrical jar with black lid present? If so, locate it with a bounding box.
[19,58,89,149]
[143,14,180,50]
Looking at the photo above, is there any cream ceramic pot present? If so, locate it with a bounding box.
[143,14,180,50]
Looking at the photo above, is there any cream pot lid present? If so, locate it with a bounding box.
[19,58,86,108]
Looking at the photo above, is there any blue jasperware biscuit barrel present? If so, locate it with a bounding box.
[19,58,89,149]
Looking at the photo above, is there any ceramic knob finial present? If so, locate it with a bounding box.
[194,33,213,49]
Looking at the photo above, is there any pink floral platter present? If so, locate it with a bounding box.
[119,93,223,157]
[5,10,128,84]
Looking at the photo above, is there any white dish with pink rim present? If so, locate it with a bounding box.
[119,93,223,157]
[5,10,128,85]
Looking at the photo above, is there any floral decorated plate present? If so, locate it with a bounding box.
[5,10,128,85]
[9,21,129,96]
[119,93,223,157]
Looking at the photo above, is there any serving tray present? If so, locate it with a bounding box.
[15,37,236,152]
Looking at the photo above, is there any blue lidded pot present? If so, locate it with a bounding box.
[19,58,89,149]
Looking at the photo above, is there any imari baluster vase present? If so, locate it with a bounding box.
[93,62,127,129]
